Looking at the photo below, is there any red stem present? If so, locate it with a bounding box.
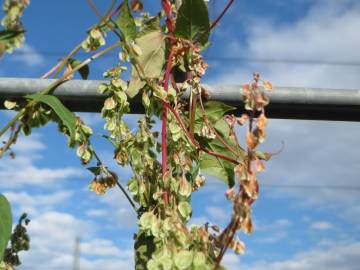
[41,60,63,79]
[161,0,174,206]
[109,3,122,18]
[161,47,174,176]
[164,102,239,165]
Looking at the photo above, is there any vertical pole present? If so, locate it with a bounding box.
[72,236,81,270]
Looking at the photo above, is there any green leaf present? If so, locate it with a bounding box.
[193,252,206,267]
[101,134,119,147]
[194,101,235,133]
[127,31,165,98]
[135,232,155,270]
[200,139,236,187]
[174,0,210,46]
[0,29,24,41]
[173,250,193,270]
[138,14,161,37]
[116,0,137,41]
[178,201,192,220]
[0,194,12,259]
[25,94,77,140]
[87,166,101,176]
[68,58,90,80]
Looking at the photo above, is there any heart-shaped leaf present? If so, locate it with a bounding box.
[116,0,137,41]
[175,0,210,46]
[0,194,12,259]
[127,31,165,98]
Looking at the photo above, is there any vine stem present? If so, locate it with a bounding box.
[161,47,174,176]
[208,0,234,33]
[52,44,82,79]
[41,60,63,79]
[53,0,118,79]
[215,217,240,269]
[0,124,21,158]
[195,0,235,44]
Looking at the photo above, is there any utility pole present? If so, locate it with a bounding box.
[72,236,81,270]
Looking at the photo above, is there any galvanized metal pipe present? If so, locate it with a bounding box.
[0,77,360,121]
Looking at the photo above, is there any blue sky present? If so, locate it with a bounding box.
[1,0,360,269]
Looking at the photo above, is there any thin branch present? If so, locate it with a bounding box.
[195,0,235,44]
[41,60,63,79]
[209,0,234,32]
[0,124,21,158]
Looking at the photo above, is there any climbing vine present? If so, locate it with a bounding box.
[0,0,275,269]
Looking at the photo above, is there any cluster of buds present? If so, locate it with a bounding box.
[191,45,208,83]
[172,40,208,85]
[81,28,106,52]
[74,117,94,165]
[1,0,30,53]
[193,174,206,190]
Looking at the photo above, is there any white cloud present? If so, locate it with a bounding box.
[19,211,134,270]
[11,133,46,153]
[77,112,104,127]
[260,119,360,224]
[12,43,45,67]
[90,188,138,228]
[311,221,333,230]
[275,219,292,227]
[256,218,292,232]
[254,231,288,244]
[3,190,72,216]
[213,0,360,222]
[85,208,108,218]
[206,206,228,223]
[0,133,82,189]
[243,241,360,270]
[223,252,242,270]
[215,0,360,89]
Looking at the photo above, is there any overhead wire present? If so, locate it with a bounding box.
[9,50,360,67]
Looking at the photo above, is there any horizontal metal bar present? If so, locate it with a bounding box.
[1,77,360,121]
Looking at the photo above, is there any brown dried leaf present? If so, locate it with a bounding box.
[263,80,273,91]
[256,113,268,131]
[241,174,259,200]
[131,0,143,11]
[234,239,246,255]
[242,216,253,234]
[246,131,258,150]
[255,158,265,172]
[236,114,249,126]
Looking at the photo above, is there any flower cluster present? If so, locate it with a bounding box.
[1,0,30,53]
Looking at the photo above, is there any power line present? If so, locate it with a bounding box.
[9,51,360,67]
[262,184,360,191]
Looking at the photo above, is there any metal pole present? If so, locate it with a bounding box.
[1,77,360,121]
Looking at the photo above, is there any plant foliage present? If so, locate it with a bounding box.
[0,0,275,269]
